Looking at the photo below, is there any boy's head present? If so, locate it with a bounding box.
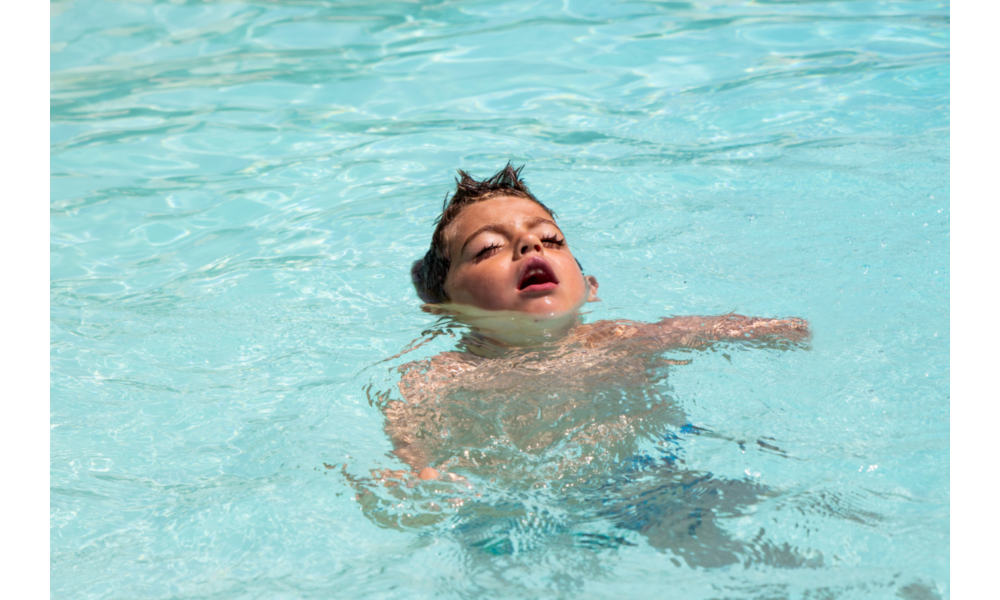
[412,163,598,316]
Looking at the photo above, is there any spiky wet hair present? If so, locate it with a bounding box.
[411,163,556,304]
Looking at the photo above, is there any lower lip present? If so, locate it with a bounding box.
[519,282,559,293]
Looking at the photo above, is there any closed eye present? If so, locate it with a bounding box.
[541,236,565,247]
[476,242,502,258]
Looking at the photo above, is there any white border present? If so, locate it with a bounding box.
[952,0,993,597]
[4,0,50,596]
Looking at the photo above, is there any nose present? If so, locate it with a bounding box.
[515,234,543,258]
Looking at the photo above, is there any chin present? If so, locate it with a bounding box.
[516,297,577,317]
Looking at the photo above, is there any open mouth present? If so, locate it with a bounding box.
[517,257,559,292]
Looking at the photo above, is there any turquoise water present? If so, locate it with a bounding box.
[51,0,949,598]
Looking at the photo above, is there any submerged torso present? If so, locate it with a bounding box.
[385,319,691,483]
[361,317,817,569]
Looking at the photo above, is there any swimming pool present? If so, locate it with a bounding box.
[51,0,949,597]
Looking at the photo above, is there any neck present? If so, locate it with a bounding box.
[429,303,584,358]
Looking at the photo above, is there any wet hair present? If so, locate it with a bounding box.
[411,162,556,304]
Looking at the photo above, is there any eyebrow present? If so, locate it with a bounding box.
[459,216,559,255]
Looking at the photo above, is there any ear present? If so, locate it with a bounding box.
[584,275,600,302]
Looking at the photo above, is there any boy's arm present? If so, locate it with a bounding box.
[384,363,433,472]
[385,353,479,476]
[645,313,810,349]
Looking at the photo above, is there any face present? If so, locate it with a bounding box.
[442,196,599,316]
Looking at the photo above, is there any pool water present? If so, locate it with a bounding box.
[50,0,949,598]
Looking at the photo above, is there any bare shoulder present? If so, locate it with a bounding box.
[571,319,647,347]
[396,351,483,404]
[399,351,483,381]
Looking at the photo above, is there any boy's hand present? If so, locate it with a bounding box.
[376,466,470,486]
[418,467,440,480]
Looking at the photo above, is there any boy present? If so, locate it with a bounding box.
[386,163,808,481]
